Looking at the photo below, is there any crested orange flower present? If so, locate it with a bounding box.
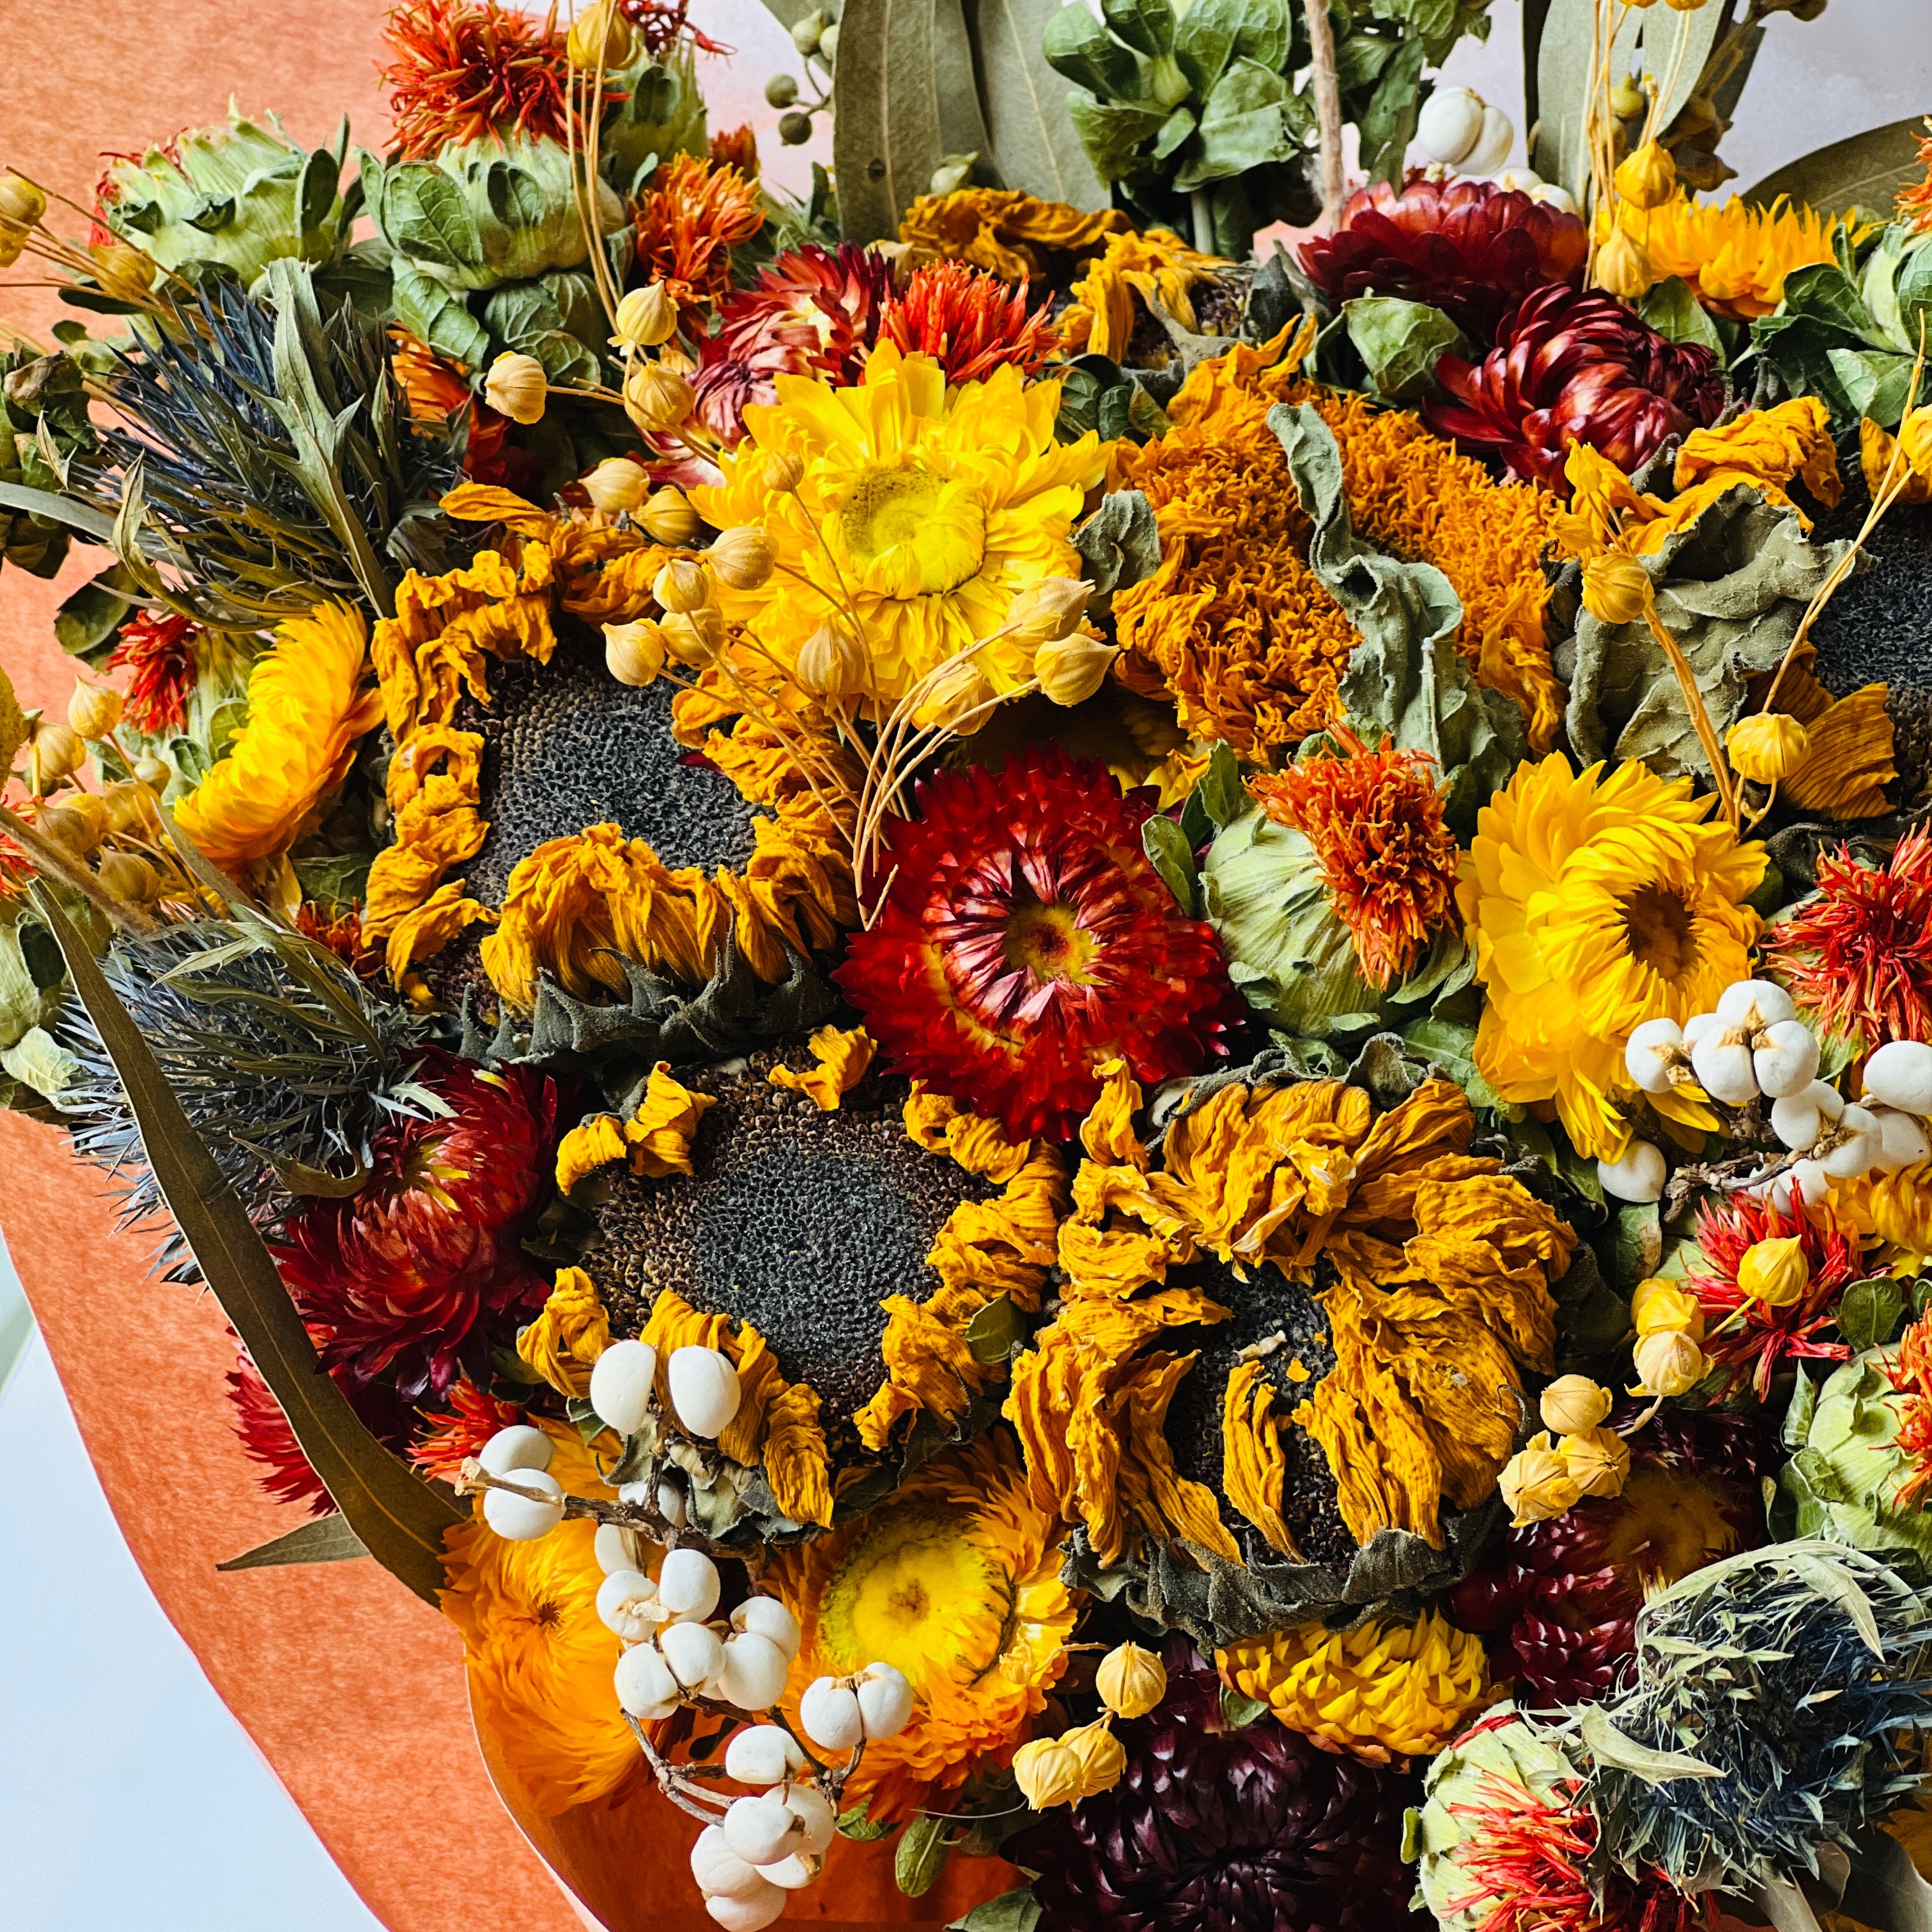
[631,154,765,324]
[381,0,571,160]
[879,259,1059,385]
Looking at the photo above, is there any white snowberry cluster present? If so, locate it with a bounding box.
[1414,87,1578,213]
[1605,980,1932,1210]
[472,1329,918,1929]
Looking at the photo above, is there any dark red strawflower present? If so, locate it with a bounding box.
[1450,1406,1770,1704]
[691,243,895,443]
[879,261,1059,387]
[226,1343,414,1515]
[107,610,200,737]
[409,1375,530,1482]
[274,1049,559,1398]
[1689,1182,1857,1403]
[834,747,1235,1142]
[1761,829,1932,1051]
[1425,284,1725,492]
[381,0,572,161]
[1012,1640,1423,1931]
[1299,174,1589,346]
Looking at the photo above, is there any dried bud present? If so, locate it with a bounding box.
[97,851,159,902]
[68,681,123,741]
[0,174,46,230]
[1095,1642,1166,1719]
[1034,632,1118,707]
[1010,1736,1085,1811]
[1726,711,1811,785]
[778,110,814,147]
[566,0,635,69]
[795,622,868,700]
[640,486,700,545]
[624,358,695,435]
[1632,1279,1704,1343]
[102,779,156,835]
[1736,1234,1810,1308]
[604,619,668,688]
[913,658,996,735]
[611,282,679,352]
[132,753,171,791]
[39,792,107,855]
[1632,1327,1706,1399]
[1557,1424,1630,1500]
[1061,1718,1127,1800]
[1610,77,1649,118]
[28,720,85,789]
[709,524,775,591]
[1593,226,1653,300]
[762,448,805,494]
[1499,1432,1582,1527]
[89,240,155,302]
[1581,551,1651,626]
[581,457,649,516]
[1007,576,1092,645]
[1538,1373,1612,1437]
[1613,140,1677,212]
[654,557,716,614]
[484,351,547,426]
[1662,0,1708,10]
[659,607,723,666]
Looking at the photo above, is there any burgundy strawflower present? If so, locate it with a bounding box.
[226,1343,414,1515]
[1012,1640,1424,1931]
[1298,174,1589,346]
[1425,284,1725,492]
[273,1049,559,1398]
[1761,829,1932,1051]
[879,261,1059,387]
[107,610,200,738]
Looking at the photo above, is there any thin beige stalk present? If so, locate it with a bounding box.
[1638,597,1738,830]
[1302,0,1345,229]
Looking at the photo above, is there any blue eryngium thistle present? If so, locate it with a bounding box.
[1580,1540,1932,1895]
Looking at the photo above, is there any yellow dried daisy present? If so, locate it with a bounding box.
[895,187,1131,282]
[688,341,1108,709]
[173,599,382,874]
[765,1431,1076,1821]
[1459,753,1766,1162]
[1060,226,1228,363]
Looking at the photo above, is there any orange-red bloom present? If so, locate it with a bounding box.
[631,155,765,325]
[107,610,199,737]
[1900,118,1932,235]
[389,328,516,484]
[1251,726,1461,988]
[226,1343,413,1515]
[410,1375,530,1483]
[708,123,757,174]
[380,0,571,161]
[880,260,1059,387]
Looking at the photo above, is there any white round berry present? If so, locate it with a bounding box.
[614,1642,681,1720]
[1624,1017,1685,1094]
[691,1823,768,1901]
[1822,1105,1882,1179]
[753,1852,821,1890]
[589,1339,658,1435]
[722,1793,797,1868]
[724,1724,805,1788]
[481,1469,564,1541]
[658,1547,722,1621]
[670,1347,742,1438]
[594,1520,649,1575]
[1597,1139,1665,1204]
[1716,979,1797,1032]
[704,1880,786,1931]
[478,1424,552,1477]
[1864,1040,1932,1117]
[1752,1019,1820,1101]
[857,1663,915,1740]
[1681,1011,1722,1053]
[731,1597,801,1662]
[718,1632,792,1712]
[660,1619,726,1694]
[1416,87,1485,166]
[782,1783,836,1857]
[596,1569,665,1642]
[1690,1034,1758,1106]
[1873,1107,1932,1173]
[799,1676,865,1752]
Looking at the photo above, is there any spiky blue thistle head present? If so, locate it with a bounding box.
[1578,1539,1932,1896]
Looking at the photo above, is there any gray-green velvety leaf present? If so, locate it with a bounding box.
[1343,296,1467,400]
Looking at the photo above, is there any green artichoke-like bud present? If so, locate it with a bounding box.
[99,107,346,283]
[360,134,615,294]
[598,50,710,199]
[1779,1348,1932,1584]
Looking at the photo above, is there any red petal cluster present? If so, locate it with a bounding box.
[1689,1182,1857,1402]
[226,1344,414,1516]
[618,0,731,59]
[274,1049,559,1398]
[691,243,895,442]
[879,260,1059,387]
[107,610,201,738]
[1761,828,1932,1051]
[410,1375,530,1483]
[380,0,572,162]
[1425,284,1725,491]
[1298,174,1588,346]
[834,746,1236,1141]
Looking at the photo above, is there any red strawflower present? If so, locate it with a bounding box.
[691,243,894,442]
[1424,284,1725,492]
[1249,725,1460,989]
[1688,1183,1858,1403]
[274,1049,559,1398]
[833,746,1237,1141]
[226,1343,415,1515]
[631,155,766,328]
[106,610,200,737]
[1450,1406,1769,1704]
[295,900,384,978]
[381,0,571,162]
[618,0,730,59]
[1761,829,1932,1051]
[1299,174,1589,347]
[879,261,1059,387]
[409,1375,530,1482]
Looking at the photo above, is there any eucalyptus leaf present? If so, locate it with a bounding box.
[1745,119,1928,219]
[217,1512,371,1571]
[971,0,1111,208]
[1533,0,1644,203]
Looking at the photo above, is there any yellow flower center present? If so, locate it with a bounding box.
[840,464,987,598]
[1600,1466,1740,1589]
[1003,892,1097,985]
[1619,883,1696,984]
[819,1507,995,1685]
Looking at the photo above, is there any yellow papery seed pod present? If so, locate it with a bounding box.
[658,608,723,667]
[90,240,155,302]
[654,557,715,614]
[567,0,635,70]
[1538,1373,1612,1437]
[603,619,668,688]
[763,448,806,494]
[1632,1328,1706,1398]
[28,720,86,790]
[640,486,700,545]
[1581,552,1651,626]
[581,456,649,516]
[68,681,124,741]
[1736,1235,1810,1308]
[1062,1718,1127,1800]
[102,780,153,835]
[1006,576,1091,646]
[132,753,172,791]
[708,525,775,591]
[1594,226,1653,300]
[1558,1424,1631,1499]
[0,174,47,229]
[1614,140,1677,212]
[1010,1736,1086,1810]
[914,658,997,735]
[1095,1642,1167,1719]
[1726,711,1811,785]
[1035,633,1119,707]
[484,351,548,426]
[611,282,679,352]
[623,359,695,435]
[38,796,107,856]
[795,622,868,700]
[1499,1432,1582,1527]
[97,851,159,902]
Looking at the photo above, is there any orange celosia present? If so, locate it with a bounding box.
[631,155,765,324]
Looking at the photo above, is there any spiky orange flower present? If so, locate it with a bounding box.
[1762,830,1932,1050]
[107,610,199,737]
[388,327,515,484]
[881,259,1059,387]
[1898,118,1932,234]
[381,0,571,162]
[1251,726,1461,988]
[631,155,765,325]
[709,123,757,174]
[1887,1312,1932,1507]
[410,1375,530,1482]
[833,746,1235,1141]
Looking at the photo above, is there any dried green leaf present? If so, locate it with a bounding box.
[1839,1278,1906,1354]
[950,1888,1042,1932]
[218,1511,371,1571]
[964,1292,1024,1364]
[1580,1703,1722,1784]
[1342,296,1467,401]
[0,661,26,775]
[896,1814,955,1897]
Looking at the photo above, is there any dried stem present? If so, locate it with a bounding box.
[1638,599,1739,830]
[1302,0,1346,229]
